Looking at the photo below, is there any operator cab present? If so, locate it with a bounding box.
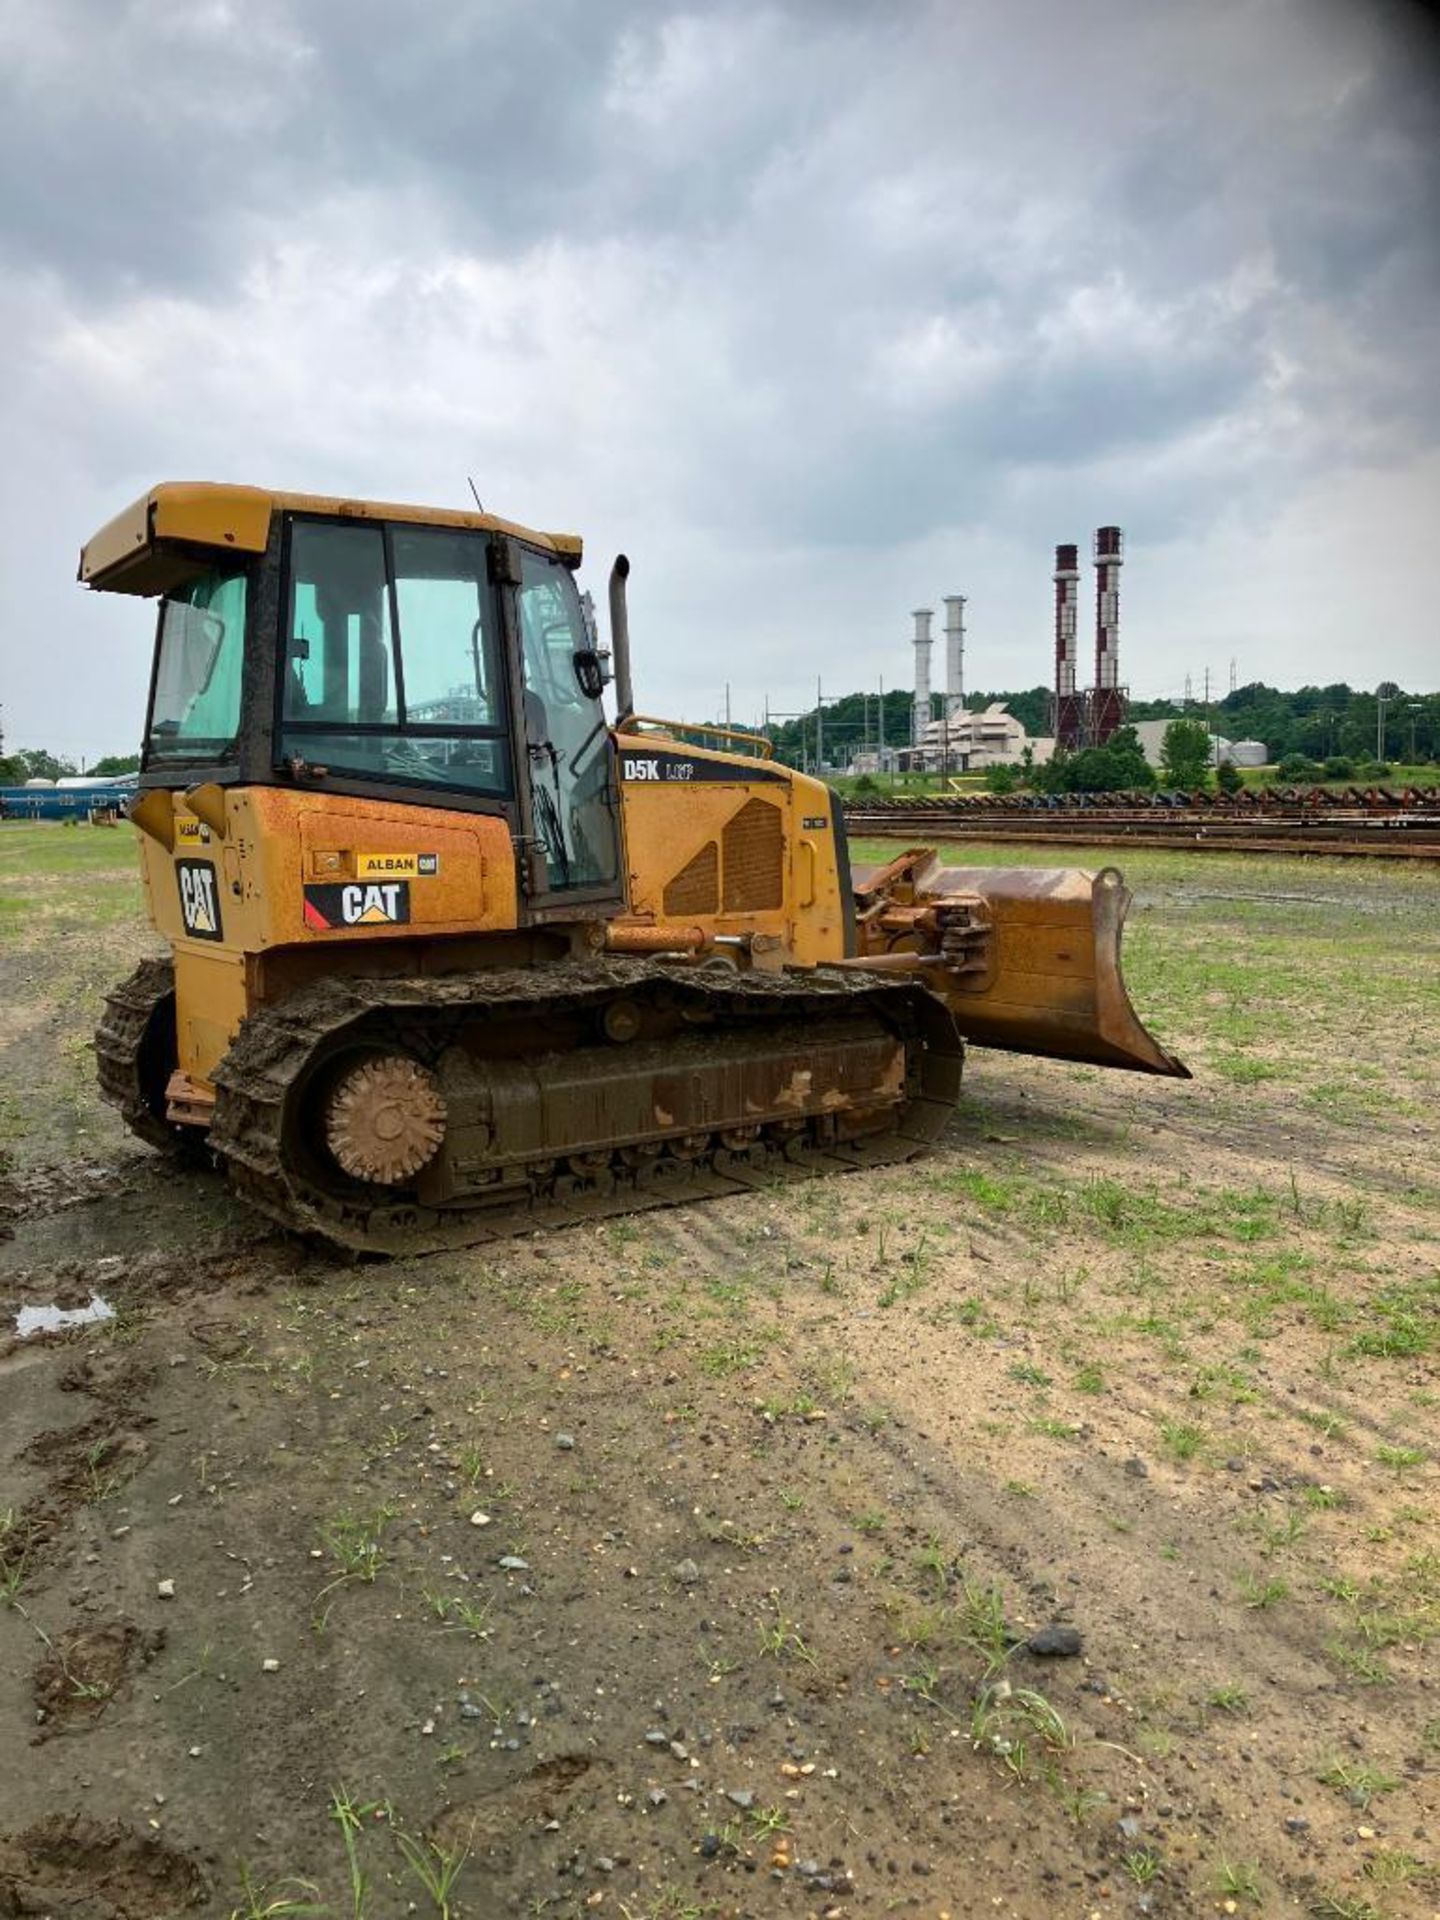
[82,484,621,909]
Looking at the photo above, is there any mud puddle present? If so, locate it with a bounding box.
[0,1164,252,1275]
[14,1295,114,1337]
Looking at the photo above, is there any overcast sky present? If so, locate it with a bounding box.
[2,0,1437,764]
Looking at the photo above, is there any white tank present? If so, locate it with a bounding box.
[1228,741,1268,767]
[23,777,57,788]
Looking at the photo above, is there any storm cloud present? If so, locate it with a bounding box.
[2,0,1437,761]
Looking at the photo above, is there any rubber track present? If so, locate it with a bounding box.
[95,956,185,1152]
[208,957,962,1256]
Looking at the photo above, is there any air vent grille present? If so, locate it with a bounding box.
[721,798,784,912]
[662,840,719,916]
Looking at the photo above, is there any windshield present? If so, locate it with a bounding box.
[146,570,247,764]
[279,520,511,797]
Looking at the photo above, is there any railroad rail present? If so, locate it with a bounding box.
[844,785,1440,860]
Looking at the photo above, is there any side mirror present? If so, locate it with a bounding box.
[572,649,605,700]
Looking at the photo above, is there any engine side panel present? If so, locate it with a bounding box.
[613,733,850,966]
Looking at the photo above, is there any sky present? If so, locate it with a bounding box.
[2,0,1438,765]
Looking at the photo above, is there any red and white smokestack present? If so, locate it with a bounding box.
[1094,526,1123,693]
[1092,525,1124,744]
[1052,543,1082,749]
[911,608,933,749]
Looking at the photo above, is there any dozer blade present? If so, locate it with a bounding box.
[853,852,1189,1078]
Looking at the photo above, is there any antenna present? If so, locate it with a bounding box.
[466,476,484,512]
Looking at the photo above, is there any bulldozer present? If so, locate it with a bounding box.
[80,482,1186,1255]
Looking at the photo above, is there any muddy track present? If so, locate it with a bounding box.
[208,958,961,1254]
[0,1814,206,1919]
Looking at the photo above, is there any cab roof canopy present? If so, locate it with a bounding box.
[79,481,583,597]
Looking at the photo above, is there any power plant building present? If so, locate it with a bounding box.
[896,703,1051,773]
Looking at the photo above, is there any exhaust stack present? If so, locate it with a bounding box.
[609,554,634,723]
[911,608,933,748]
[942,594,966,723]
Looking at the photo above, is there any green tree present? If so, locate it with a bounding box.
[1032,727,1155,795]
[984,763,1018,795]
[1276,753,1321,783]
[89,753,141,776]
[12,748,77,782]
[1158,718,1213,788]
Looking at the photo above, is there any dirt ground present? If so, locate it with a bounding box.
[1,823,1436,1920]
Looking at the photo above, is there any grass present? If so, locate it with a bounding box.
[1120,1845,1163,1887]
[329,1786,382,1920]
[699,1333,775,1376]
[1315,1757,1400,1809]
[0,1510,31,1606]
[1207,1682,1250,1714]
[1375,1443,1427,1471]
[320,1507,396,1585]
[229,1866,327,1920]
[1237,1572,1289,1610]
[392,1827,469,1920]
[1029,1415,1079,1440]
[957,1580,1011,1675]
[1325,1640,1392,1686]
[1159,1418,1205,1463]
[1216,1858,1263,1902]
[970,1678,1071,1782]
[758,1599,816,1666]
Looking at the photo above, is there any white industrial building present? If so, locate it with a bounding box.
[1132,719,1268,770]
[907,705,1052,772]
[849,705,1053,775]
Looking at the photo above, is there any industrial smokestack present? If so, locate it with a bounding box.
[911,608,933,748]
[1091,526,1125,745]
[942,595,966,724]
[1052,544,1083,750]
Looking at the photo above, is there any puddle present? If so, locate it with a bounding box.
[14,1295,115,1338]
[0,1165,250,1274]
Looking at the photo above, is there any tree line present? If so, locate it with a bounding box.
[0,749,140,784]
[763,681,1439,770]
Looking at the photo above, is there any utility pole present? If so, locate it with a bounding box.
[724,683,731,728]
[878,675,885,770]
[815,678,823,772]
[1203,666,1213,764]
[1376,690,1389,763]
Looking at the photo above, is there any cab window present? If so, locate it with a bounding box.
[146,568,247,765]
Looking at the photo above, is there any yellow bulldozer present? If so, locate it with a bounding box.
[80,482,1185,1254]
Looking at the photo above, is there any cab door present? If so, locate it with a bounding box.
[509,545,623,908]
